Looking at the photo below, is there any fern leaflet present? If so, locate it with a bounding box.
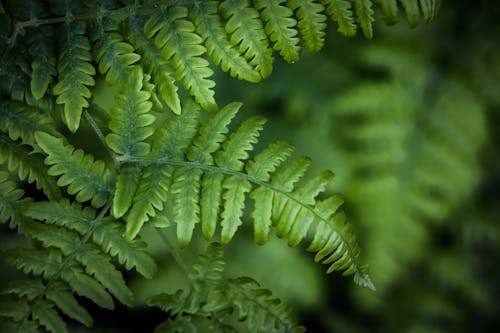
[52,21,95,133]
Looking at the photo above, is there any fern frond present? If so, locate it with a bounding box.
[149,243,305,333]
[255,0,300,63]
[1,195,159,331]
[122,100,370,286]
[0,171,32,230]
[0,132,61,200]
[146,5,217,112]
[0,100,57,145]
[376,0,399,24]
[105,66,154,158]
[289,0,327,51]
[126,15,182,114]
[104,65,155,217]
[191,1,261,83]
[352,0,375,38]
[220,0,274,78]
[52,21,95,133]
[34,131,115,208]
[228,277,306,333]
[320,0,357,36]
[45,282,93,327]
[124,100,199,239]
[90,16,141,85]
[25,199,157,278]
[27,26,57,100]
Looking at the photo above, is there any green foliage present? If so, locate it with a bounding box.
[148,242,305,333]
[0,0,444,332]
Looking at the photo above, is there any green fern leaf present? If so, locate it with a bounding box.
[399,0,421,27]
[228,277,306,333]
[419,0,442,22]
[247,141,294,243]
[214,116,266,242]
[187,103,239,239]
[220,0,274,78]
[52,21,95,133]
[5,247,61,279]
[255,0,300,63]
[320,0,357,36]
[171,167,203,247]
[126,15,182,114]
[91,18,141,85]
[187,102,240,164]
[60,268,114,310]
[0,132,61,200]
[125,100,199,239]
[0,100,57,146]
[191,1,261,83]
[2,279,45,301]
[215,116,267,170]
[0,299,30,322]
[0,171,32,230]
[25,200,157,278]
[376,0,399,24]
[35,131,114,208]
[104,65,154,217]
[105,65,154,158]
[28,26,57,100]
[25,221,134,306]
[75,246,135,306]
[353,0,375,38]
[31,299,67,333]
[146,5,216,112]
[288,0,327,51]
[46,284,93,327]
[189,243,225,284]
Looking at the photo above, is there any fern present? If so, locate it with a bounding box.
[145,5,217,112]
[148,242,305,333]
[328,45,486,292]
[102,99,370,288]
[1,198,156,332]
[52,21,96,133]
[0,0,447,331]
[34,132,115,208]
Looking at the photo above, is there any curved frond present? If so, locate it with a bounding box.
[34,131,114,208]
[123,101,370,287]
[52,21,95,133]
[145,5,217,112]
